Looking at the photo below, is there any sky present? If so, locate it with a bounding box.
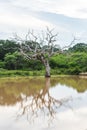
[0,0,87,47]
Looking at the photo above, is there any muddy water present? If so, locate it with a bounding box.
[0,76,87,130]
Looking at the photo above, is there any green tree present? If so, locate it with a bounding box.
[68,43,87,52]
[4,52,25,70]
[0,40,19,60]
[0,60,5,69]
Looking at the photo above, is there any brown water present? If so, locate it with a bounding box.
[0,76,87,130]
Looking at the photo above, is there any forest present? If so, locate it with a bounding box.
[0,39,87,76]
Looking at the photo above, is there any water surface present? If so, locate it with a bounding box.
[0,76,87,130]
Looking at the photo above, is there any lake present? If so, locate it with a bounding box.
[0,76,87,130]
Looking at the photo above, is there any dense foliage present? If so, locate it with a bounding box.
[0,40,87,75]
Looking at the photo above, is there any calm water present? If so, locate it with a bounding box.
[0,76,87,130]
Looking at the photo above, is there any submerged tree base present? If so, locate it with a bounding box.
[45,75,51,78]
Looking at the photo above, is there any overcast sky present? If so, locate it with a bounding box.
[0,0,87,46]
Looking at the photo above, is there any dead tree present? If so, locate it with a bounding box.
[13,28,61,77]
[13,28,77,77]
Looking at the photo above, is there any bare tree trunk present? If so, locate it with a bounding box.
[45,60,50,77]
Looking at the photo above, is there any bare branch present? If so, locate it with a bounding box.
[13,28,78,77]
[62,36,79,51]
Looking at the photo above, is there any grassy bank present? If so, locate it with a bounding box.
[0,69,68,77]
[0,69,81,78]
[0,69,45,77]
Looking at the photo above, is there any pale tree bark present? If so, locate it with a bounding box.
[13,28,77,77]
[44,60,50,77]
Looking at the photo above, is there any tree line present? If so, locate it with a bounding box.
[0,39,87,75]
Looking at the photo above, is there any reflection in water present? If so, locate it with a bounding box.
[17,78,70,122]
[0,76,87,106]
[0,76,87,130]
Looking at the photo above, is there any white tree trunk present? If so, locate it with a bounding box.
[45,60,50,77]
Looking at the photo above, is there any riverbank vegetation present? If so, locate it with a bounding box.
[0,40,87,77]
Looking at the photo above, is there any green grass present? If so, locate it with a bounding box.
[0,69,45,77]
[0,68,81,78]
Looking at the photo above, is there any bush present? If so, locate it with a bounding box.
[0,61,5,68]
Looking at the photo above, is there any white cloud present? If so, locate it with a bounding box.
[0,1,54,38]
[11,0,87,19]
[0,0,87,45]
[0,13,54,29]
[56,107,87,130]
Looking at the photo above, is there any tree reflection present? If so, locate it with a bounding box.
[17,78,70,122]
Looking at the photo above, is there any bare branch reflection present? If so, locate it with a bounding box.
[17,78,70,122]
